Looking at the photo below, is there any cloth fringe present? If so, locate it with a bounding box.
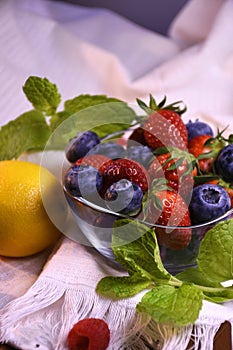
[0,274,221,350]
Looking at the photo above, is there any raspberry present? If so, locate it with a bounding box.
[67,318,110,350]
[75,154,110,170]
[99,158,149,193]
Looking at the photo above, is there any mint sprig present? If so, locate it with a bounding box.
[0,76,137,160]
[0,110,51,160]
[137,283,203,327]
[23,76,61,115]
[96,218,233,326]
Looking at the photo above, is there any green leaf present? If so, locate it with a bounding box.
[96,275,151,299]
[64,95,137,138]
[204,288,233,303]
[111,219,170,281]
[45,101,137,150]
[49,110,73,131]
[137,284,204,327]
[23,76,61,115]
[194,174,219,186]
[177,267,233,303]
[0,110,51,160]
[64,94,121,113]
[197,219,233,284]
[176,267,221,288]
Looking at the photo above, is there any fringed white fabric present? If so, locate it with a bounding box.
[0,237,231,350]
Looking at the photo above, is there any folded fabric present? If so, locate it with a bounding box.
[1,0,233,127]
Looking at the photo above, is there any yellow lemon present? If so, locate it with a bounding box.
[0,160,63,257]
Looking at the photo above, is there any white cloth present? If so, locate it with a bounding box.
[0,0,233,349]
[1,236,232,350]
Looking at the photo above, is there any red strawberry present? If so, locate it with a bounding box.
[188,134,214,173]
[67,318,110,350]
[188,132,227,173]
[148,151,194,201]
[74,154,110,171]
[137,95,188,150]
[127,127,147,147]
[146,190,192,250]
[99,158,149,193]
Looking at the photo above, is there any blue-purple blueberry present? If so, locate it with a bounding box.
[104,179,143,215]
[89,142,124,159]
[124,145,153,168]
[189,184,231,224]
[66,131,100,163]
[215,144,233,183]
[64,164,103,199]
[185,119,214,141]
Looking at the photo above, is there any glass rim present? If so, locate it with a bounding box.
[63,186,233,230]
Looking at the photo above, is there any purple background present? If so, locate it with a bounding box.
[55,0,189,35]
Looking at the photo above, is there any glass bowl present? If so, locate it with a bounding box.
[63,185,233,275]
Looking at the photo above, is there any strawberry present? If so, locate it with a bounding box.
[67,318,110,350]
[145,190,192,250]
[74,154,110,171]
[224,186,233,207]
[137,95,188,150]
[188,134,214,173]
[148,149,195,201]
[99,158,149,193]
[188,132,227,173]
[127,126,147,147]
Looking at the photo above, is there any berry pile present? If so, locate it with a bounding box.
[64,95,233,251]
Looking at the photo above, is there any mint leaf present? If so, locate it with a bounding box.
[49,110,73,132]
[137,284,204,326]
[204,288,233,303]
[23,76,61,115]
[51,96,137,139]
[112,219,170,281]
[176,267,221,288]
[197,219,233,284]
[45,102,137,151]
[96,218,233,326]
[92,123,131,139]
[176,219,233,303]
[64,94,120,113]
[96,275,151,299]
[0,110,51,160]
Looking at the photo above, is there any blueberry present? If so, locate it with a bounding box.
[124,145,153,168]
[215,144,233,182]
[185,119,214,141]
[104,179,143,215]
[64,164,103,200]
[66,131,100,163]
[89,142,124,159]
[189,184,231,224]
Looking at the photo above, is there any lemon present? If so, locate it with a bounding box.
[0,160,63,257]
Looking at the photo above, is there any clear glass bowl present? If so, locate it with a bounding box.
[63,186,233,275]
